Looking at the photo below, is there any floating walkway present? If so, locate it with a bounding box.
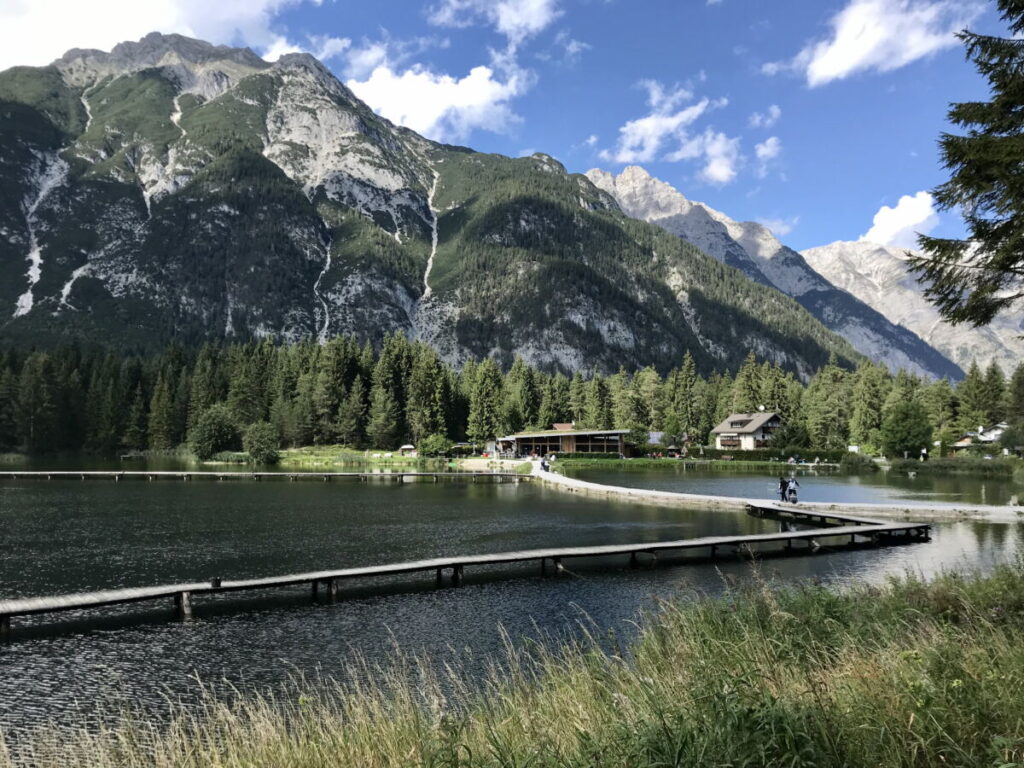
[0,470,523,483]
[0,497,928,639]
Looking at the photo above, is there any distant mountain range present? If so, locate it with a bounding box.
[585,167,965,380]
[1,32,1002,381]
[802,240,1024,374]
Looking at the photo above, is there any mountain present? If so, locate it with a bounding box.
[585,166,964,380]
[0,33,865,377]
[802,240,1024,374]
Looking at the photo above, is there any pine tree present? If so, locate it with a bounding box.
[366,382,400,449]
[406,347,446,441]
[912,1,1024,325]
[582,374,613,430]
[122,384,148,450]
[16,353,58,453]
[956,360,989,431]
[0,367,18,450]
[568,372,587,424]
[148,373,176,449]
[803,356,851,449]
[982,362,1006,424]
[730,352,761,413]
[467,358,503,445]
[849,363,890,449]
[335,376,368,447]
[1006,362,1024,426]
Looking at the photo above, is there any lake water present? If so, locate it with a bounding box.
[1,471,1022,735]
[568,463,1024,507]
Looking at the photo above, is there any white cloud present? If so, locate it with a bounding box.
[348,62,526,143]
[0,0,325,71]
[599,79,739,184]
[666,128,742,185]
[757,216,799,237]
[554,30,590,63]
[763,0,983,87]
[860,190,939,248]
[428,0,562,46]
[754,136,781,177]
[584,134,598,147]
[748,104,781,128]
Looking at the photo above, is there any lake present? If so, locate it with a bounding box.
[567,462,1024,507]
[1,471,1021,735]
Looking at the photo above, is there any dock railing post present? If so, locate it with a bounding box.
[174,591,193,620]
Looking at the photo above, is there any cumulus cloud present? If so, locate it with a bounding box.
[754,136,781,177]
[348,61,527,143]
[860,190,939,248]
[599,80,739,184]
[763,0,982,87]
[428,0,562,46]
[0,0,327,70]
[748,104,781,128]
[666,128,742,185]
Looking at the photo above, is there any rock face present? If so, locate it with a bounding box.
[802,240,1024,374]
[0,33,868,377]
[586,166,964,380]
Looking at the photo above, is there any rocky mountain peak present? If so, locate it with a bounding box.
[54,32,269,89]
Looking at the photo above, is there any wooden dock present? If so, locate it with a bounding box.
[0,470,524,483]
[0,502,929,640]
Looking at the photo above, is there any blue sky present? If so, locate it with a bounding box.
[0,0,1006,249]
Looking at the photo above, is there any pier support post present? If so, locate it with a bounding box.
[325,579,338,602]
[311,581,319,601]
[629,552,638,569]
[0,615,10,642]
[452,565,464,586]
[174,591,193,620]
[553,557,563,576]
[541,558,547,576]
[436,567,443,586]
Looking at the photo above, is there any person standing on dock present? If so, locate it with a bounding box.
[786,477,800,503]
[778,476,787,502]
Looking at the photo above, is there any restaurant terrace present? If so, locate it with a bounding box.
[497,424,630,457]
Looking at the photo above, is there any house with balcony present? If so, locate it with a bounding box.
[710,411,781,450]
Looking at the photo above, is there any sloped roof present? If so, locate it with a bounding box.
[711,412,779,435]
[499,428,630,440]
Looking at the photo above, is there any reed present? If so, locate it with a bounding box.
[6,562,1024,767]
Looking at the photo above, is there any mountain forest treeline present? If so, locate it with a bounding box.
[1,334,1022,458]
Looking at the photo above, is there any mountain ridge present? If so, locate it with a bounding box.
[2,33,865,378]
[586,166,963,380]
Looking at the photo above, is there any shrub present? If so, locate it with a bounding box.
[243,421,280,465]
[840,452,879,473]
[881,401,932,458]
[417,434,453,457]
[188,404,240,460]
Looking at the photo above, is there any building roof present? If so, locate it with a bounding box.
[711,411,779,435]
[499,428,631,440]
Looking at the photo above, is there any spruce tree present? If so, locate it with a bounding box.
[568,372,587,424]
[16,353,58,453]
[582,374,613,430]
[730,352,761,413]
[467,358,503,445]
[956,360,989,430]
[148,373,176,449]
[122,384,149,450]
[982,362,1007,423]
[912,1,1024,325]
[366,382,400,449]
[1006,362,1024,426]
[849,363,890,449]
[335,376,368,447]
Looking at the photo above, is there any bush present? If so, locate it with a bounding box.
[553,452,621,460]
[188,404,240,461]
[418,434,454,457]
[243,421,280,465]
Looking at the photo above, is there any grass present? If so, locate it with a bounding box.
[890,456,1020,477]
[6,562,1024,767]
[277,445,443,469]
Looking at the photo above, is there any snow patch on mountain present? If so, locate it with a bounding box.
[13,150,69,317]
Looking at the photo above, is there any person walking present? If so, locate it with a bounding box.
[786,476,800,503]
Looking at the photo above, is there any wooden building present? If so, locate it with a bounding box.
[497,424,629,457]
[710,411,781,450]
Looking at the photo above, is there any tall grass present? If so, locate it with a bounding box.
[6,563,1024,767]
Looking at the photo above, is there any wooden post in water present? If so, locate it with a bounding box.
[325,579,338,602]
[174,591,193,620]
[436,567,443,586]
[0,615,10,641]
[311,581,319,601]
[452,564,464,586]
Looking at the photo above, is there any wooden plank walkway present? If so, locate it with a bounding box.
[0,501,929,639]
[0,471,524,483]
